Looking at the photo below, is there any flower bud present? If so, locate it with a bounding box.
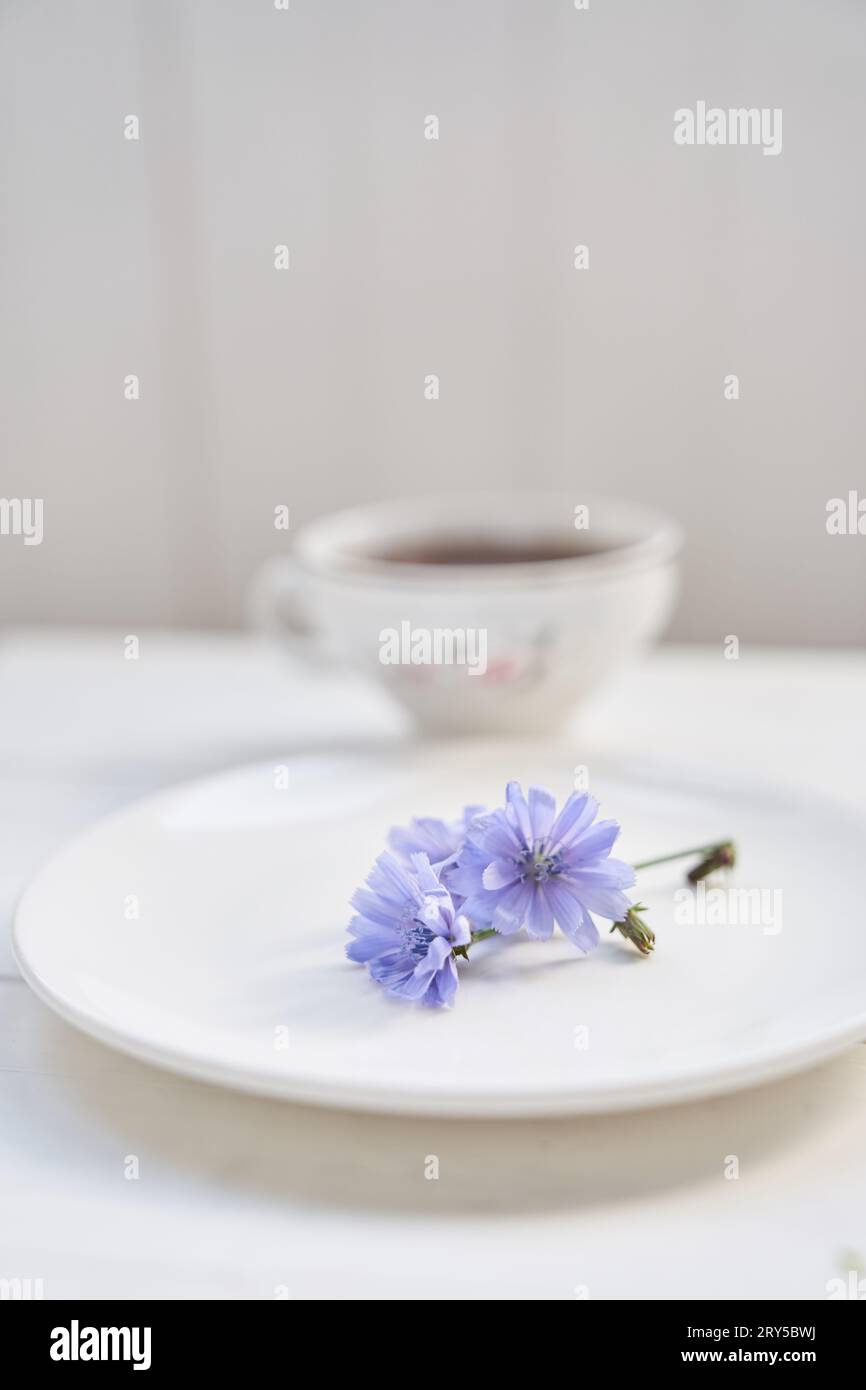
[611,904,655,956]
[687,841,736,883]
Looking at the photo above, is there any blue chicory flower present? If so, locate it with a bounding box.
[346,850,471,1007]
[449,781,635,954]
[387,805,485,900]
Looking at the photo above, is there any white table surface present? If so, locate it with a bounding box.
[2,629,865,1300]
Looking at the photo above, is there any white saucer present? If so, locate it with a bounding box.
[13,744,866,1116]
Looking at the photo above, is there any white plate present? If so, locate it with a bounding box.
[13,744,866,1116]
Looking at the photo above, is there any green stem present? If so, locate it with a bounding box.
[632,843,728,871]
[469,927,498,944]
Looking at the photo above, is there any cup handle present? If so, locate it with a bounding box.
[245,557,338,666]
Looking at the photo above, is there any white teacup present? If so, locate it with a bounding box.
[248,492,682,734]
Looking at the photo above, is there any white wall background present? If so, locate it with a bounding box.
[2,0,865,643]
